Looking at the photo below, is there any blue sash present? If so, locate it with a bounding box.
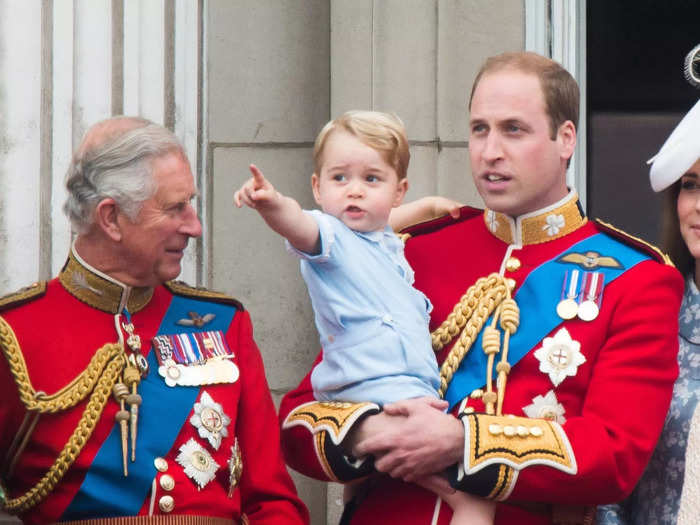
[444,233,651,409]
[62,295,237,519]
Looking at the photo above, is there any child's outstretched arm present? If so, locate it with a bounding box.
[389,196,462,232]
[234,164,320,254]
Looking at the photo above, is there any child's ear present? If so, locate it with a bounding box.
[393,178,409,207]
[311,173,322,205]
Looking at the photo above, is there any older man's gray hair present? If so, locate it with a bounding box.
[64,116,185,234]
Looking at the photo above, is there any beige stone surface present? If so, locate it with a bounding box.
[207,0,330,143]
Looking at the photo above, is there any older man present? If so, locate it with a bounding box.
[279,52,683,524]
[0,117,308,524]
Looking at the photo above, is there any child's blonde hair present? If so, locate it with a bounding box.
[313,110,410,180]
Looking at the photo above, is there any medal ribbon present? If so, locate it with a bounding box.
[62,295,238,519]
[444,232,651,409]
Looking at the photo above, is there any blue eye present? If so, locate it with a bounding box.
[681,179,700,191]
[366,175,378,183]
[332,174,346,182]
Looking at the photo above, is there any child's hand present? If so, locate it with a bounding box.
[234,164,281,209]
[430,196,462,220]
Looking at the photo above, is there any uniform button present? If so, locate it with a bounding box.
[463,406,475,414]
[505,257,521,272]
[159,474,175,491]
[154,457,168,472]
[503,425,516,437]
[470,389,484,399]
[506,278,517,290]
[516,425,529,437]
[382,314,393,324]
[158,495,175,513]
[530,426,544,437]
[488,424,502,435]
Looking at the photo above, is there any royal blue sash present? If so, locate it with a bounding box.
[62,294,237,519]
[444,233,651,409]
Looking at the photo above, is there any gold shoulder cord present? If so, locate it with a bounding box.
[0,316,126,514]
[431,273,520,415]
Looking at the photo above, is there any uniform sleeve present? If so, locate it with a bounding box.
[278,351,380,482]
[451,261,684,505]
[230,310,310,524]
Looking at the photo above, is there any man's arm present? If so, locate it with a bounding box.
[234,164,320,254]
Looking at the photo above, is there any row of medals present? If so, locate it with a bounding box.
[556,269,603,322]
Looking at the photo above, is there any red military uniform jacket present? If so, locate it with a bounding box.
[0,249,308,524]
[279,193,683,525]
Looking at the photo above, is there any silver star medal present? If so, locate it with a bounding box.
[533,327,586,387]
[190,391,231,450]
[176,438,220,489]
[522,390,567,424]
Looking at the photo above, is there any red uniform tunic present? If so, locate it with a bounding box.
[0,251,308,524]
[279,194,683,524]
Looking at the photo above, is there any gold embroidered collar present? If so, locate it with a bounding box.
[483,191,587,246]
[59,248,153,314]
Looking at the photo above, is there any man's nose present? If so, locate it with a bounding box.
[181,204,203,238]
[482,133,504,162]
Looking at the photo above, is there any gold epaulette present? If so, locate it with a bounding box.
[594,219,674,266]
[399,206,483,242]
[0,282,47,313]
[165,281,244,310]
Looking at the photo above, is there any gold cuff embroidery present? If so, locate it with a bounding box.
[283,401,379,445]
[462,413,577,476]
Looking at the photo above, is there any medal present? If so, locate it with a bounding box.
[153,331,239,387]
[556,270,580,320]
[577,272,604,322]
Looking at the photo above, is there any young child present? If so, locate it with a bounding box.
[234,110,494,525]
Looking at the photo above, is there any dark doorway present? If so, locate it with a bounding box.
[587,1,700,246]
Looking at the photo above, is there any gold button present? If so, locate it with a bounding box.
[506,278,516,290]
[503,425,516,437]
[505,257,521,272]
[154,457,168,472]
[470,389,483,399]
[516,425,529,437]
[159,474,175,491]
[530,426,544,437]
[463,406,475,414]
[488,424,502,435]
[158,495,175,513]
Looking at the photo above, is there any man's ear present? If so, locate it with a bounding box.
[393,178,409,207]
[311,173,322,205]
[94,198,122,242]
[557,120,577,162]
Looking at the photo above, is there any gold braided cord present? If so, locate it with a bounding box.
[0,316,123,413]
[495,299,519,416]
[431,274,505,352]
[2,352,125,514]
[436,274,510,397]
[0,315,127,514]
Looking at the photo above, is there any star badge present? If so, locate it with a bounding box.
[522,390,567,424]
[534,327,586,387]
[227,438,243,498]
[176,438,220,489]
[190,391,231,450]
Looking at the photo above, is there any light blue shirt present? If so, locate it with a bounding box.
[287,210,440,404]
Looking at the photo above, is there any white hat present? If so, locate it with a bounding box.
[648,99,700,192]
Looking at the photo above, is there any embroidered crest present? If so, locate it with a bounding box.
[176,438,220,489]
[556,251,622,270]
[534,328,586,387]
[177,311,217,327]
[522,390,566,424]
[227,438,243,497]
[190,391,231,450]
[543,214,565,236]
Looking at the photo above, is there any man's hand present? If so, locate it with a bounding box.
[234,164,282,210]
[351,397,465,482]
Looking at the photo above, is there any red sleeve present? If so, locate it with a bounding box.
[506,261,683,503]
[232,311,310,523]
